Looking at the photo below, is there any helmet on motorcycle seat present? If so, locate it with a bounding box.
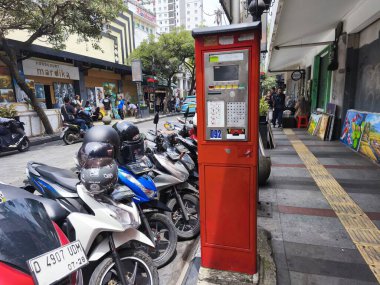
[78,142,118,194]
[113,121,144,164]
[113,121,140,143]
[83,125,120,157]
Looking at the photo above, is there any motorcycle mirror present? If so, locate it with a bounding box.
[184,107,190,118]
[153,112,159,124]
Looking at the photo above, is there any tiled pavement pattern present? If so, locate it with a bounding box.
[259,128,380,285]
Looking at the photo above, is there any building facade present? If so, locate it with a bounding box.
[126,0,157,46]
[137,0,203,34]
[0,12,137,136]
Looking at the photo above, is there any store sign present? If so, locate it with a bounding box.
[131,59,143,82]
[22,59,80,80]
[127,1,156,23]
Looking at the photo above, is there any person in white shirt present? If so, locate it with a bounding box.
[127,101,137,116]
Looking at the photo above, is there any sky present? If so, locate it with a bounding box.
[202,0,229,27]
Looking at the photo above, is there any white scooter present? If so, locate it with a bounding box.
[60,184,160,284]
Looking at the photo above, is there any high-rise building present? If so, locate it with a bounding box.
[137,0,203,34]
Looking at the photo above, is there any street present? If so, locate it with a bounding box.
[0,117,194,285]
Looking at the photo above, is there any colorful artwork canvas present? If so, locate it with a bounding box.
[308,114,322,135]
[317,114,330,140]
[340,110,367,151]
[53,82,74,107]
[359,113,380,163]
[95,87,104,107]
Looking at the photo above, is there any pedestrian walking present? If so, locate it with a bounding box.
[175,95,180,112]
[265,90,274,122]
[272,88,286,128]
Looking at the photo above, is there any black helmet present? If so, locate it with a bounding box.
[78,142,118,194]
[83,126,120,157]
[113,121,144,164]
[113,121,141,143]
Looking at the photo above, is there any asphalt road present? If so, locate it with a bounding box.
[0,117,194,285]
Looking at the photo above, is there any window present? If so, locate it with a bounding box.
[160,21,162,25]
[187,11,190,14]
[194,2,197,7]
[187,18,190,21]
[195,17,198,21]
[194,9,197,13]
[187,3,190,8]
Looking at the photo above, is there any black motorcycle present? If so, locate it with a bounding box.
[0,119,29,152]
[61,110,93,145]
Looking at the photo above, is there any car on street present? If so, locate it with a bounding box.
[181,95,196,115]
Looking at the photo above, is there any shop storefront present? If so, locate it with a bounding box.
[21,58,79,109]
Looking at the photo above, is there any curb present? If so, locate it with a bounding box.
[179,228,276,285]
[28,113,179,147]
[29,134,61,147]
[177,237,201,285]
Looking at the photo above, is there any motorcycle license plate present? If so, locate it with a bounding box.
[60,127,68,138]
[28,240,88,285]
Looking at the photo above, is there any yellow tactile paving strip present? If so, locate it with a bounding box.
[284,129,380,283]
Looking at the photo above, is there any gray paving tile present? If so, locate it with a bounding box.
[283,241,366,264]
[276,189,330,209]
[328,168,380,180]
[289,271,378,285]
[348,193,380,213]
[279,214,356,249]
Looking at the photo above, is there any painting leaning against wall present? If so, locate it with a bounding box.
[359,113,380,163]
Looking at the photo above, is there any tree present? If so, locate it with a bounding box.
[130,28,195,96]
[261,75,276,92]
[0,0,125,134]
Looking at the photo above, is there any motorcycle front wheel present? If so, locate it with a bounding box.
[17,137,30,152]
[166,194,200,239]
[89,249,159,285]
[62,130,79,145]
[141,213,177,268]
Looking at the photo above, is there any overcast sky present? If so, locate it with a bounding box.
[202,0,229,27]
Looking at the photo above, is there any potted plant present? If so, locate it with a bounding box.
[259,97,270,148]
[259,97,269,123]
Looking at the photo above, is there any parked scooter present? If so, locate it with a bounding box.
[25,144,159,284]
[79,124,178,268]
[0,118,29,152]
[61,110,93,145]
[0,183,84,285]
[142,114,200,239]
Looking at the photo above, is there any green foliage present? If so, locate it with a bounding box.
[259,97,269,116]
[130,28,195,88]
[0,104,18,118]
[262,75,276,92]
[0,0,126,50]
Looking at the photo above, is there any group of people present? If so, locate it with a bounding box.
[154,95,182,114]
[264,87,309,128]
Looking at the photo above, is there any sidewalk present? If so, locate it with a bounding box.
[260,128,380,284]
[29,112,179,146]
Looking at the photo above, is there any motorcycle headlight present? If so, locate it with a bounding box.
[99,198,140,228]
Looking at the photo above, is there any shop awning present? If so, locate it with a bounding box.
[267,0,379,71]
[8,39,132,75]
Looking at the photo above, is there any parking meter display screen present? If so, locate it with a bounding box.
[214,65,239,81]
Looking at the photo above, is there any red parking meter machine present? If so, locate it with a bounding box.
[192,22,260,275]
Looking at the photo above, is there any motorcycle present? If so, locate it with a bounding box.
[26,159,176,269]
[118,162,178,268]
[0,183,84,285]
[24,162,159,284]
[61,110,93,145]
[0,118,29,152]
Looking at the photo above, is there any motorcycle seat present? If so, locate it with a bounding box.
[0,183,69,222]
[36,165,79,192]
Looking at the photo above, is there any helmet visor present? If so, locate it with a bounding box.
[78,142,114,168]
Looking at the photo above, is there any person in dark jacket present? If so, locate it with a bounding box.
[272,88,286,128]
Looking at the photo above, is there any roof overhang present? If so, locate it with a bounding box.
[267,0,380,72]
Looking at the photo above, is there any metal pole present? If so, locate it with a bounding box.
[136,81,143,119]
[232,0,240,24]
